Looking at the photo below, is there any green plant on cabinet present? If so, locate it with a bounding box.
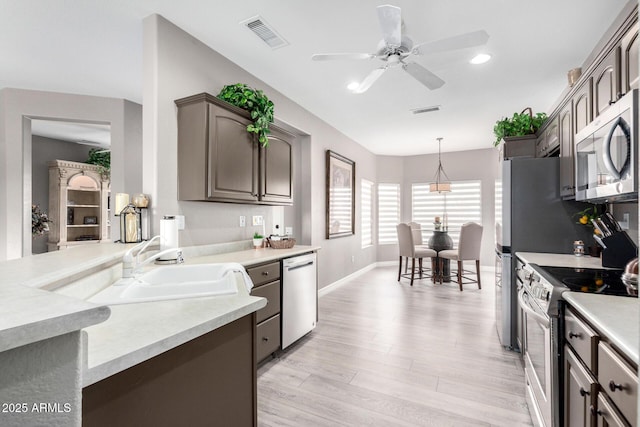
[217,83,274,147]
[493,108,547,147]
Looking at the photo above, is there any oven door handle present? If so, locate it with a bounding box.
[517,289,550,329]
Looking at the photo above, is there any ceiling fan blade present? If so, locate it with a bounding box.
[353,67,387,94]
[413,30,490,55]
[377,4,402,47]
[311,53,375,61]
[402,62,445,90]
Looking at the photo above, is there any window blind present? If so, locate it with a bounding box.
[361,179,373,247]
[378,183,400,245]
[411,181,482,246]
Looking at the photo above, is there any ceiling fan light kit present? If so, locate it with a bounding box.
[312,4,489,94]
[470,53,492,65]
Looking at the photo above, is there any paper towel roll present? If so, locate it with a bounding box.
[160,216,179,260]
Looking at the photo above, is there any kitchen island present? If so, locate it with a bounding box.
[0,241,318,426]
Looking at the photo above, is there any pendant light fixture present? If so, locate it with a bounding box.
[429,137,451,193]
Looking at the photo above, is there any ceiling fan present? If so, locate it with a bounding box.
[311,4,489,94]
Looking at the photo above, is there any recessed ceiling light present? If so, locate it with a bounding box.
[347,81,360,91]
[470,53,491,65]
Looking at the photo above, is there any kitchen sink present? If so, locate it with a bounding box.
[87,263,249,305]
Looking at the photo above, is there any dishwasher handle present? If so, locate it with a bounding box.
[285,260,314,271]
[283,253,317,271]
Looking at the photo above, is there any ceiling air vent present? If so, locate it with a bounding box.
[241,16,289,49]
[411,105,442,114]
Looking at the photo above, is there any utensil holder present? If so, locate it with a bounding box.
[601,232,638,268]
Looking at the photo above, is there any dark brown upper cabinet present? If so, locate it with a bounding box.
[592,49,618,118]
[175,93,293,206]
[558,101,575,199]
[621,22,639,94]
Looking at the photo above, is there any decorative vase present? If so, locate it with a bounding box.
[253,238,263,248]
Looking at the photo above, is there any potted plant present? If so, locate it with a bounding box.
[252,232,264,249]
[217,83,274,147]
[85,148,110,178]
[493,108,547,147]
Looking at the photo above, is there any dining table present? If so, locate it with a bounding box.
[428,230,453,282]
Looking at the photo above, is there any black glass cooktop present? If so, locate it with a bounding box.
[537,265,636,297]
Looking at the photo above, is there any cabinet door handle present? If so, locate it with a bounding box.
[609,380,624,392]
[590,405,602,417]
[579,387,589,397]
[262,336,269,342]
[568,331,581,339]
[261,271,269,276]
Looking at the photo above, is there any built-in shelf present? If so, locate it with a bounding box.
[48,160,110,251]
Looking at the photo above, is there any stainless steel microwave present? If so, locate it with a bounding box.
[575,89,638,203]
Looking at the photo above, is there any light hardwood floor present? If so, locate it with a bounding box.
[257,265,532,426]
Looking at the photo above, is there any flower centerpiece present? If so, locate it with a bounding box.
[32,204,51,237]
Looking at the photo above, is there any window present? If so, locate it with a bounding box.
[411,181,482,246]
[378,183,400,244]
[361,179,374,247]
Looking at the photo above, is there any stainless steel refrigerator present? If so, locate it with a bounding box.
[495,157,593,350]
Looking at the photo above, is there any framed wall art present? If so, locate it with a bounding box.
[326,150,355,239]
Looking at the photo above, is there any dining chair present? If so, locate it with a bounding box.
[396,223,437,286]
[437,222,483,291]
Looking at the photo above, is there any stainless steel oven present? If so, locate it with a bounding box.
[518,264,560,427]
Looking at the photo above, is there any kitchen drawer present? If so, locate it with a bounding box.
[565,308,599,371]
[250,280,281,324]
[598,341,637,424]
[247,261,280,287]
[256,314,280,362]
[595,392,630,427]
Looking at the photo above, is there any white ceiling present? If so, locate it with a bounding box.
[1,0,632,155]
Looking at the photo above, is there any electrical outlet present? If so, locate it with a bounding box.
[285,227,293,235]
[351,255,355,263]
[174,215,185,230]
[252,215,263,226]
[239,216,246,227]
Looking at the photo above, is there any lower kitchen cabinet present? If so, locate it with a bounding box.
[563,306,638,427]
[565,346,598,426]
[82,314,257,427]
[247,260,282,363]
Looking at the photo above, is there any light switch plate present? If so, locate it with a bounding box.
[252,215,263,226]
[239,216,246,227]
[285,227,293,235]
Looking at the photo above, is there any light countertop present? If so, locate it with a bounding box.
[516,252,609,269]
[0,244,128,353]
[82,274,266,386]
[516,251,638,365]
[563,293,638,365]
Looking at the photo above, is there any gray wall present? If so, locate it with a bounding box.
[377,148,500,266]
[31,136,92,254]
[0,88,142,260]
[142,15,378,289]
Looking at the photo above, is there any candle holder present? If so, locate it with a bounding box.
[119,204,141,243]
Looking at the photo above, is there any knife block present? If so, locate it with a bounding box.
[601,232,638,268]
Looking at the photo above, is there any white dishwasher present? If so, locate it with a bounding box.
[281,252,317,349]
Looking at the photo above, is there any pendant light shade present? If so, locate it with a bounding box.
[429,137,451,193]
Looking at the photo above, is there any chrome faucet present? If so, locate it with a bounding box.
[121,236,184,279]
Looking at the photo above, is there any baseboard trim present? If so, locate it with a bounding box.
[318,263,377,297]
[318,262,495,297]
